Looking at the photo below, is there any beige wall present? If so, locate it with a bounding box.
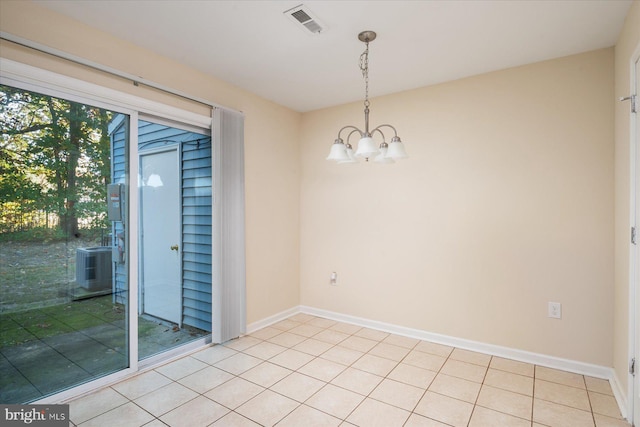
[0,0,301,324]
[300,48,615,366]
[614,0,640,397]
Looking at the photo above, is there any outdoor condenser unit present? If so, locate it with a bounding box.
[76,247,112,291]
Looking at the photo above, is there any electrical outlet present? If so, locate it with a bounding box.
[330,271,337,286]
[548,302,561,319]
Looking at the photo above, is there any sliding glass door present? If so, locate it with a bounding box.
[0,85,130,402]
[0,84,216,403]
[0,66,217,403]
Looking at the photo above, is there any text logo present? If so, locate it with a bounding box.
[1,405,69,426]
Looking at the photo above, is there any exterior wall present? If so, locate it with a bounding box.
[110,119,213,331]
[0,0,301,325]
[181,135,213,331]
[138,121,213,331]
[300,48,615,366]
[109,116,127,306]
[613,0,640,401]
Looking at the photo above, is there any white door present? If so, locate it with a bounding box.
[140,148,182,324]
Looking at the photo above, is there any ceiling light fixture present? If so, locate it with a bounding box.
[327,31,408,164]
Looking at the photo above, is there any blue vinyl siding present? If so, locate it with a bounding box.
[181,140,212,331]
[110,115,127,306]
[109,118,212,331]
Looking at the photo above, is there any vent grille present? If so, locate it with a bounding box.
[284,4,326,35]
[291,9,312,23]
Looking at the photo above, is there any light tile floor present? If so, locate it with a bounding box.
[67,313,631,427]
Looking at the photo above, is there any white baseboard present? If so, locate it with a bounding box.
[609,370,629,420]
[246,306,300,333]
[300,306,612,378]
[246,304,628,419]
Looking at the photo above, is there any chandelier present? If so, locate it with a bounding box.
[327,31,408,164]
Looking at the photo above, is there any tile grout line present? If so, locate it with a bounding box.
[281,316,364,424]
[583,373,597,427]
[119,350,240,426]
[271,315,353,424]
[227,321,337,424]
[147,367,236,426]
[402,341,454,426]
[338,335,420,424]
[67,313,631,427]
[257,321,611,425]
[276,319,525,427]
[532,365,537,426]
[284,314,379,424]
[465,354,493,427]
[72,386,142,426]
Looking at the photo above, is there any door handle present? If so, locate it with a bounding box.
[170,244,179,251]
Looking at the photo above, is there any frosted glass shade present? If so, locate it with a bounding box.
[355,136,379,158]
[338,146,357,164]
[374,147,394,164]
[386,137,408,159]
[326,141,349,161]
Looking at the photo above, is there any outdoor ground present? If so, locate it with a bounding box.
[0,237,97,313]
[0,294,207,403]
[0,238,208,404]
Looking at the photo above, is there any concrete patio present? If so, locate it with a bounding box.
[0,295,207,403]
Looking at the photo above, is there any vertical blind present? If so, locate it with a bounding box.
[211,107,246,343]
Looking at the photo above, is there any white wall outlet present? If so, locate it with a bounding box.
[330,271,337,285]
[548,302,562,319]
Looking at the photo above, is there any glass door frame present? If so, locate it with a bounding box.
[0,58,213,403]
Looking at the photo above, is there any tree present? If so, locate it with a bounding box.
[0,85,112,237]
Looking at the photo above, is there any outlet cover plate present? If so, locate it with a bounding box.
[548,302,562,319]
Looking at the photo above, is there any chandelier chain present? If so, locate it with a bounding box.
[360,41,370,109]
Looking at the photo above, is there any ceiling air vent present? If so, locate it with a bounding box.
[284,4,326,35]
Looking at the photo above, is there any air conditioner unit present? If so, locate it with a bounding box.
[76,247,112,291]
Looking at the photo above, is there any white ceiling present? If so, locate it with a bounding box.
[35,0,632,112]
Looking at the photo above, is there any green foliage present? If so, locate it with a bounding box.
[0,85,113,237]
